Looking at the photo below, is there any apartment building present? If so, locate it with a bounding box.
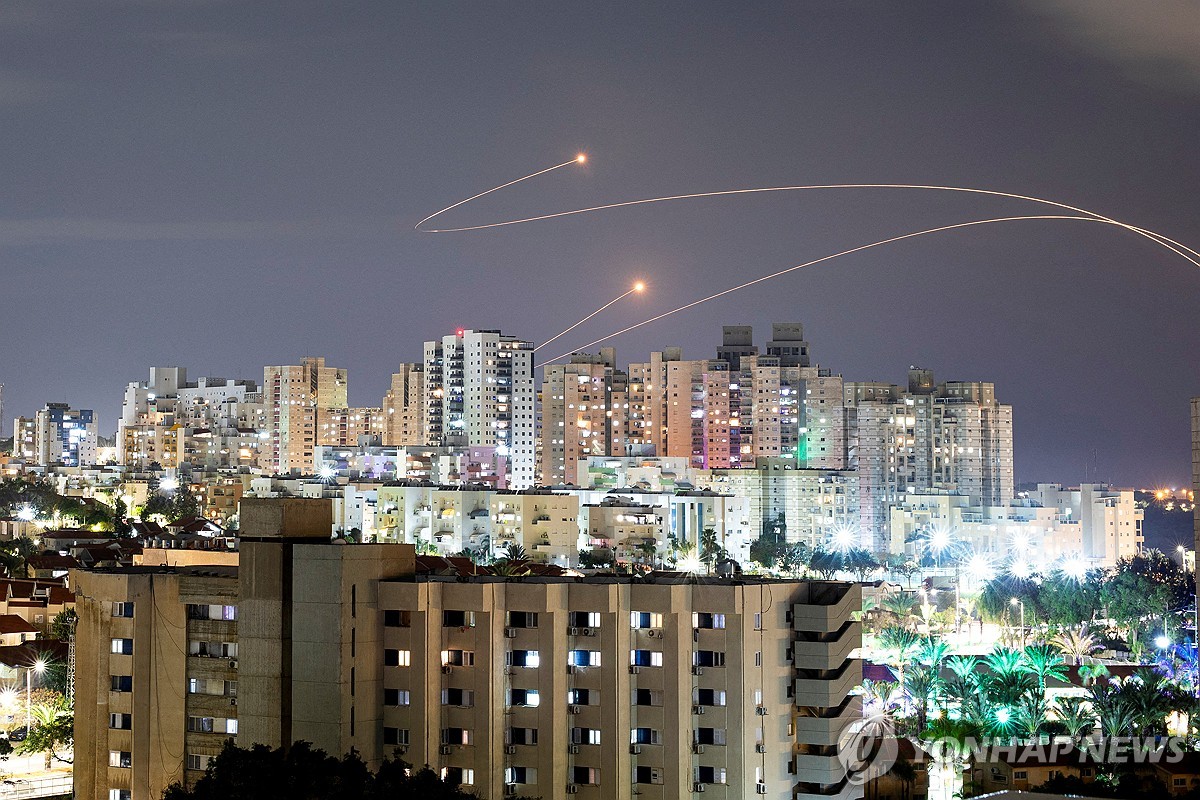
[118,368,265,470]
[845,369,1014,549]
[539,349,632,485]
[382,363,426,447]
[716,324,846,471]
[423,330,537,488]
[700,460,859,549]
[262,357,348,474]
[32,403,98,466]
[378,569,862,800]
[72,565,239,800]
[72,498,862,800]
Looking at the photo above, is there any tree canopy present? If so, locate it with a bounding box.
[162,740,530,800]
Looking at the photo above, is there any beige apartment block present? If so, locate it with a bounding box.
[378,574,862,800]
[262,357,348,474]
[382,363,426,447]
[539,350,631,486]
[72,565,239,800]
[73,498,861,800]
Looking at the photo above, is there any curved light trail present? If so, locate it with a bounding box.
[534,280,644,353]
[535,214,1133,366]
[415,156,1200,361]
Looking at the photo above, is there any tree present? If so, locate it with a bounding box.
[1052,625,1102,665]
[161,739,519,800]
[19,698,72,769]
[1021,644,1068,694]
[0,537,38,579]
[699,528,726,569]
[844,548,880,582]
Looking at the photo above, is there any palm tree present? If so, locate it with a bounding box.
[904,638,950,732]
[881,594,918,630]
[1012,691,1048,739]
[857,678,900,717]
[1088,679,1139,737]
[500,542,528,562]
[980,648,1035,708]
[1021,644,1068,694]
[1124,667,1175,735]
[943,655,984,725]
[1052,696,1095,738]
[0,537,38,579]
[1077,662,1110,687]
[878,628,923,715]
[1052,625,1102,665]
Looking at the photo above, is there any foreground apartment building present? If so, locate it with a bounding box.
[72,497,862,800]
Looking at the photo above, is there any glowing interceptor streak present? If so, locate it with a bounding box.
[539,214,1118,365]
[416,156,1200,358]
[534,280,646,354]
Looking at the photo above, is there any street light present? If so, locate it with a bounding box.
[24,659,46,732]
[1010,598,1025,648]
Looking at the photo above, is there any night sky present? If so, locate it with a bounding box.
[3,2,1199,487]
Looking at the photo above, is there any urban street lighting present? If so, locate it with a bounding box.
[1009,597,1025,648]
[24,659,46,732]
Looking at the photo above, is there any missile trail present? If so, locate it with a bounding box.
[413,155,584,232]
[415,164,1200,268]
[415,156,1200,359]
[534,281,645,353]
[536,214,1123,366]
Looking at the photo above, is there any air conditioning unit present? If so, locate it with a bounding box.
[230,698,237,707]
[504,627,517,638]
[442,665,453,674]
[646,630,658,638]
[693,783,706,793]
[569,744,580,754]
[568,626,580,636]
[692,705,705,715]
[630,744,642,754]
[569,705,581,714]
[692,666,705,676]
[629,665,641,674]
[756,783,768,795]
[580,627,596,637]
[229,660,238,670]
[756,743,767,754]
[505,785,518,797]
[693,744,705,754]
[439,745,452,755]
[566,785,579,794]
[505,745,517,755]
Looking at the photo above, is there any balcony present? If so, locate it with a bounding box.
[792,752,850,786]
[792,583,861,634]
[794,777,864,800]
[790,622,861,671]
[793,660,861,709]
[793,697,861,746]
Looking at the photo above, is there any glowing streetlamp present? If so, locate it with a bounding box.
[1009,598,1025,648]
[25,659,46,732]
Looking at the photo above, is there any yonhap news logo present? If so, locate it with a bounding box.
[837,714,899,785]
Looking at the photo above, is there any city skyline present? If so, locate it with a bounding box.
[4,3,1200,486]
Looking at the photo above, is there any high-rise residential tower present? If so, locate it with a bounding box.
[262,357,348,474]
[423,330,536,488]
[845,368,1014,549]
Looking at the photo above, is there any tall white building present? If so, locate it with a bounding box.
[845,368,1014,550]
[117,367,265,471]
[30,403,98,466]
[424,330,536,488]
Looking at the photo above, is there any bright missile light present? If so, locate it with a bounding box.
[634,281,645,292]
[318,465,336,481]
[576,153,587,164]
[159,477,179,493]
[965,553,995,583]
[1061,557,1088,581]
[16,506,35,522]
